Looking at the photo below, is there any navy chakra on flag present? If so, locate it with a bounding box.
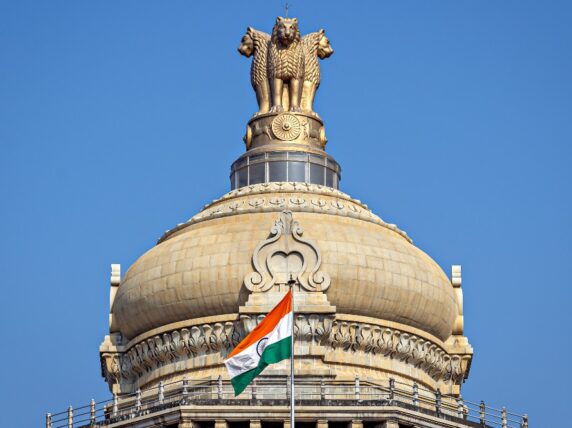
[256,337,269,356]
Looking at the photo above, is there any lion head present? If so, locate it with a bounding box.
[272,16,301,47]
[238,27,255,57]
[316,29,334,59]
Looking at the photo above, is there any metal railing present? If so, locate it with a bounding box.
[46,376,528,428]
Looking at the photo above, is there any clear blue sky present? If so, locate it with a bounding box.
[1,1,570,426]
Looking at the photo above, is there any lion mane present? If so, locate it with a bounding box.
[248,28,271,88]
[268,18,305,81]
[302,31,323,87]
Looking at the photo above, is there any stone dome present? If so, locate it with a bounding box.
[100,22,473,399]
[111,182,458,342]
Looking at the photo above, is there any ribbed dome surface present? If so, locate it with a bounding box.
[111,184,457,342]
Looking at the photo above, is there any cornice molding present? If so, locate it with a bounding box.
[158,182,412,244]
[101,314,471,394]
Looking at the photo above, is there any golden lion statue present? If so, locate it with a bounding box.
[301,29,334,113]
[267,17,305,113]
[238,27,271,114]
[238,17,334,116]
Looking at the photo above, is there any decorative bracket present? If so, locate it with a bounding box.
[245,210,330,293]
[451,265,464,335]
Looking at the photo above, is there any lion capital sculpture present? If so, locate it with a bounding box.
[238,17,333,116]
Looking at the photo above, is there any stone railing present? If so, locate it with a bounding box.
[46,376,528,428]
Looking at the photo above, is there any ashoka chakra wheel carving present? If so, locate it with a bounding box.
[272,114,301,140]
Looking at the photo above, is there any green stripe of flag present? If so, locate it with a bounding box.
[230,336,292,396]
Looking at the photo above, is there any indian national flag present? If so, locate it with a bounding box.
[224,290,293,396]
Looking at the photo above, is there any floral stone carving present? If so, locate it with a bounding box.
[271,113,301,140]
[244,210,330,293]
[100,315,470,394]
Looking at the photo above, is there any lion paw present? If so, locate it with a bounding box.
[289,106,303,113]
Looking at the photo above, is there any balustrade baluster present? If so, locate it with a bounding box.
[158,381,165,405]
[113,393,118,417]
[389,378,395,403]
[182,376,189,403]
[136,389,142,413]
[67,405,73,428]
[435,389,441,417]
[90,399,96,423]
[457,395,464,418]
[412,382,418,409]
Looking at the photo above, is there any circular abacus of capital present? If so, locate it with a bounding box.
[271,113,301,140]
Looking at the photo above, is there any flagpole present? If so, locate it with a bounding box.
[287,275,296,428]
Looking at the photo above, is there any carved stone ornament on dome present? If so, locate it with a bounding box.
[158,182,414,246]
[245,210,330,294]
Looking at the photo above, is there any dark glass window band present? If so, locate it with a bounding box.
[230,151,341,190]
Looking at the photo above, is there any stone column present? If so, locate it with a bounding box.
[251,420,262,428]
[179,421,198,428]
[215,420,230,428]
[317,420,328,428]
[284,419,291,428]
[348,420,363,428]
